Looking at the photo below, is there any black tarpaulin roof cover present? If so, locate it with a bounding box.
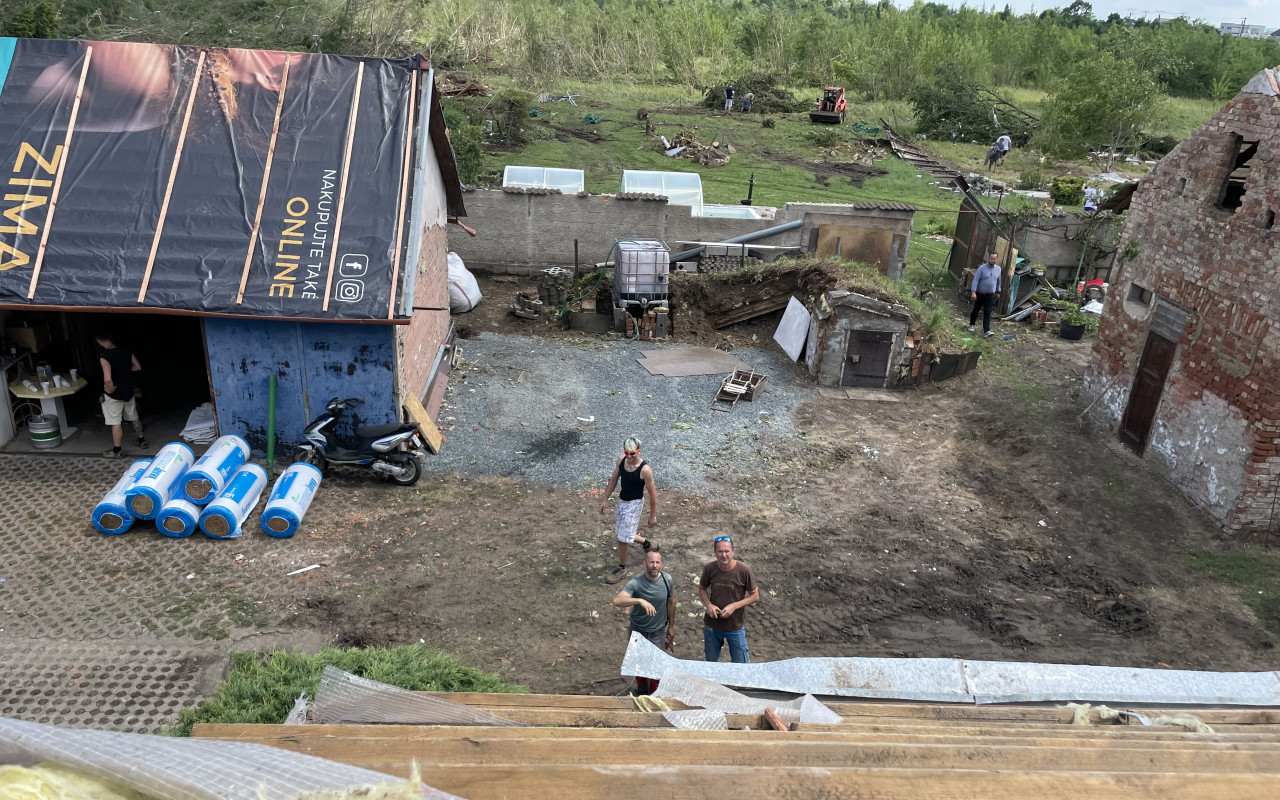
[0,38,460,322]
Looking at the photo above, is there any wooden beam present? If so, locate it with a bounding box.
[226,736,1280,774]
[764,707,788,732]
[387,69,416,320]
[26,46,93,300]
[823,702,1280,726]
[403,389,442,454]
[369,764,1280,800]
[417,693,1280,727]
[321,61,365,311]
[194,724,1280,749]
[479,708,763,728]
[137,51,206,303]
[421,692,693,711]
[236,55,293,304]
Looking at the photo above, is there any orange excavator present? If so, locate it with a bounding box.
[809,87,847,124]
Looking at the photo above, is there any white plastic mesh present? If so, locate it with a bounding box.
[0,718,465,800]
[660,709,730,730]
[652,670,842,726]
[312,666,525,726]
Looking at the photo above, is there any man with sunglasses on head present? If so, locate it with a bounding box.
[600,437,659,584]
[700,536,759,663]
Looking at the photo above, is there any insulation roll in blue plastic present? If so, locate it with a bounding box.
[260,462,323,538]
[180,434,250,504]
[92,459,152,535]
[199,464,268,539]
[156,498,201,538]
[125,443,195,520]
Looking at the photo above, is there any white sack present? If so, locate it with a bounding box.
[447,252,482,313]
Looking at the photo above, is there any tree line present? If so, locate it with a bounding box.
[4,0,1278,102]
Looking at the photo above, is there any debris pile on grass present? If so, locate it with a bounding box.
[439,71,490,97]
[658,128,736,166]
[700,74,808,114]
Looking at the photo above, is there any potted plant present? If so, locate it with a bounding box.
[1059,308,1087,340]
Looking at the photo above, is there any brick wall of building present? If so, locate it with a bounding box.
[396,224,451,406]
[1086,82,1280,533]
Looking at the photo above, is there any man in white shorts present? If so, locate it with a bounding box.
[96,332,147,459]
[599,437,658,584]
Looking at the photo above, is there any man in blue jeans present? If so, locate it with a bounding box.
[700,536,759,662]
[968,251,1003,338]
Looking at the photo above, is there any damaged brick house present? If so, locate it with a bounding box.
[1085,66,1280,534]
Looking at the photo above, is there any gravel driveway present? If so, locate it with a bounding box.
[425,332,816,492]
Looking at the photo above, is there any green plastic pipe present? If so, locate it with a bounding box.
[266,373,277,479]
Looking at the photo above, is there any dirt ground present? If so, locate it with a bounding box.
[285,316,1276,694]
[3,301,1275,728]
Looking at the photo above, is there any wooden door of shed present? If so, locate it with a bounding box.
[1119,332,1177,454]
[815,224,894,275]
[840,330,894,387]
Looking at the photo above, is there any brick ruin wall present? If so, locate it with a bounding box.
[1085,90,1280,532]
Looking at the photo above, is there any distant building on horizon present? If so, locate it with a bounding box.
[1219,22,1269,38]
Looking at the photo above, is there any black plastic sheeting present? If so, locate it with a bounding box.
[0,38,420,321]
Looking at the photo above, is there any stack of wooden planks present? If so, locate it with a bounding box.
[195,692,1280,799]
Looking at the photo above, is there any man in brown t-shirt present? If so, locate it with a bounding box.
[699,535,759,662]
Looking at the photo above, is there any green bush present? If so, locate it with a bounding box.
[443,102,484,184]
[1016,166,1047,191]
[170,645,524,736]
[1050,176,1086,206]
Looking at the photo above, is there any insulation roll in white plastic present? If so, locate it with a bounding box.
[199,463,267,539]
[156,497,201,538]
[125,443,195,520]
[260,462,323,538]
[180,434,250,504]
[92,459,152,535]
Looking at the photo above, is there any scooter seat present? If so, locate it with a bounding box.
[357,423,411,439]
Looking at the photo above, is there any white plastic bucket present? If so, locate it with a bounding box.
[199,463,268,539]
[260,462,323,538]
[156,497,201,538]
[125,442,195,520]
[180,434,250,504]
[92,459,152,535]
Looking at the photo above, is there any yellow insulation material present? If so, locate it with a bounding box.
[0,764,153,800]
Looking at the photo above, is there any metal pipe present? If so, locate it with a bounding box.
[668,218,803,262]
[266,373,277,479]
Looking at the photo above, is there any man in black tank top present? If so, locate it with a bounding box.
[599,437,659,583]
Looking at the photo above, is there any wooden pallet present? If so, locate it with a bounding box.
[710,369,764,412]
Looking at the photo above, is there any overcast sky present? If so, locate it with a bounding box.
[920,1,1276,28]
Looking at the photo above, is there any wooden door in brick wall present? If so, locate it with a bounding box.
[840,330,894,387]
[1120,332,1177,454]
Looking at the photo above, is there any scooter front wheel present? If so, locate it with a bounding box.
[294,446,328,475]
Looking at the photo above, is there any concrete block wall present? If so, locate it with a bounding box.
[446,190,807,274]
[397,224,451,403]
[1086,86,1280,533]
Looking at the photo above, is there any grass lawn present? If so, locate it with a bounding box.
[1184,547,1280,637]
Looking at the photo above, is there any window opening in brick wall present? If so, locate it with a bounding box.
[1217,135,1258,211]
[1127,283,1153,307]
[1151,298,1191,342]
[1177,177,1186,195]
[1266,210,1276,230]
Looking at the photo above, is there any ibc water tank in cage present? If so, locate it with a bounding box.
[612,239,670,306]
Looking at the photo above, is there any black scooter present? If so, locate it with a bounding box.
[294,397,426,485]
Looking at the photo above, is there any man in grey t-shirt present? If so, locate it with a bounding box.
[613,550,675,694]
